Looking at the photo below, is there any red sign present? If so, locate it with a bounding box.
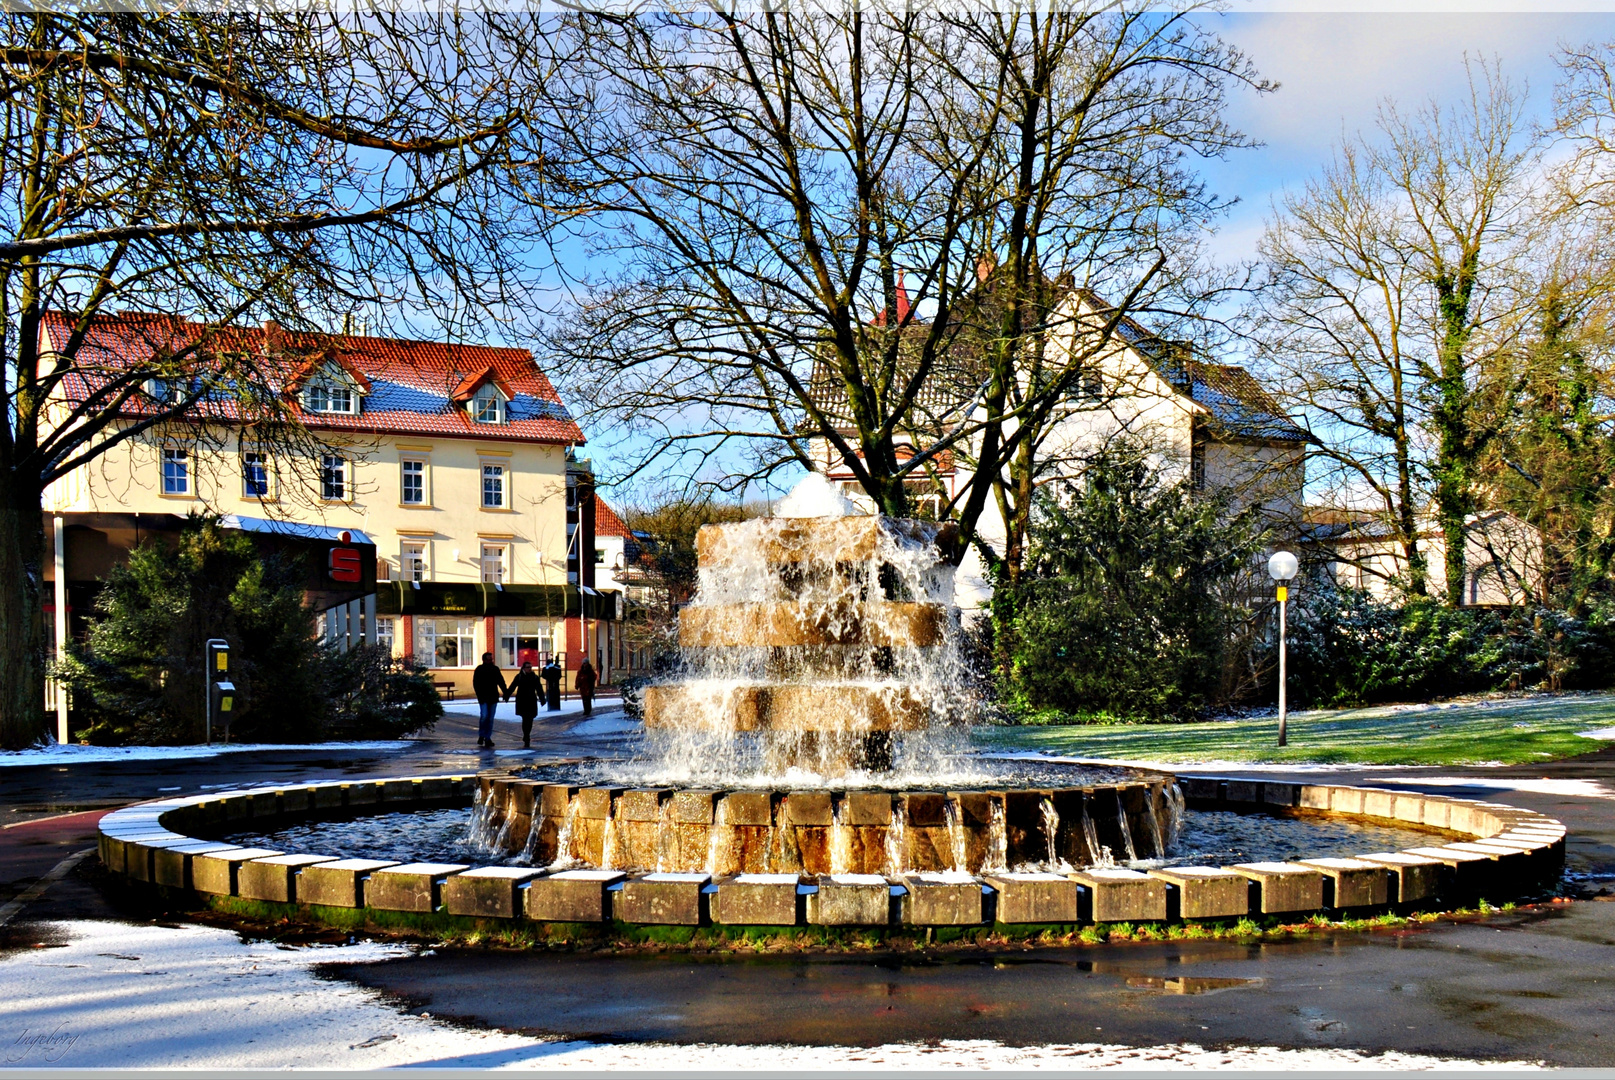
[328,546,362,583]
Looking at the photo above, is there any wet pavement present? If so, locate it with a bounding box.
[4,704,1615,1064]
[329,900,1615,1065]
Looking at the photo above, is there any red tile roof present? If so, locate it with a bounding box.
[40,311,584,445]
[594,495,631,538]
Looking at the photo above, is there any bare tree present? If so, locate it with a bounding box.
[1248,60,1539,602]
[542,4,1264,582]
[0,13,568,747]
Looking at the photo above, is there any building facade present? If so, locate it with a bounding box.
[40,313,620,697]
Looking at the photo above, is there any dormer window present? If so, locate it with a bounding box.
[305,383,356,414]
[470,384,506,424]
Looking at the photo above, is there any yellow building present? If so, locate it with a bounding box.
[41,313,618,698]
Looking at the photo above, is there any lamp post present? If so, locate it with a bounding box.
[1267,550,1299,747]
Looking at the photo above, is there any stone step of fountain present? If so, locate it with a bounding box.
[678,602,947,648]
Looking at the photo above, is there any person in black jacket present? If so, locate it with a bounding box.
[541,659,563,711]
[471,653,508,748]
[576,659,597,717]
[506,660,543,749]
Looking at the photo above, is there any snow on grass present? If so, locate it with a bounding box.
[0,740,413,769]
[979,692,1615,767]
[0,920,1540,1071]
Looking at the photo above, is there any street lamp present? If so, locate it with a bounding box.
[1268,550,1299,747]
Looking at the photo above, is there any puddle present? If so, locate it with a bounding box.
[1121,974,1264,995]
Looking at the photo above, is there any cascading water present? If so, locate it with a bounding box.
[1038,797,1063,869]
[547,796,580,870]
[829,798,853,875]
[1081,800,1114,869]
[944,798,968,872]
[984,801,1008,873]
[1143,795,1165,858]
[635,476,976,786]
[883,801,908,875]
[704,798,731,875]
[1114,790,1139,863]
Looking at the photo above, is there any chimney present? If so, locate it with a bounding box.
[262,319,283,353]
[977,251,996,284]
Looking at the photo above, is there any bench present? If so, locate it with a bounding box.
[434,681,456,701]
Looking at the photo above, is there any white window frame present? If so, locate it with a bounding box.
[481,462,506,509]
[376,617,395,654]
[400,458,426,505]
[400,542,427,583]
[498,618,555,668]
[470,385,505,424]
[481,543,507,584]
[416,617,475,669]
[161,447,190,496]
[320,454,348,501]
[241,451,272,499]
[305,371,359,415]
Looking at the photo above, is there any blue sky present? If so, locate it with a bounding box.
[1195,10,1615,264]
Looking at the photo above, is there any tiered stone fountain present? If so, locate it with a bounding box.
[476,478,1180,875]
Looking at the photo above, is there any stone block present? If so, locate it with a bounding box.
[365,863,469,912]
[575,787,620,820]
[276,788,313,816]
[1443,802,1484,836]
[1298,857,1390,908]
[248,791,281,820]
[843,792,892,826]
[310,784,345,811]
[297,859,400,908]
[1357,853,1444,904]
[617,873,709,925]
[124,836,198,882]
[901,792,949,828]
[809,874,890,925]
[442,867,545,919]
[1420,799,1453,830]
[503,781,539,817]
[671,790,717,824]
[152,843,240,890]
[786,792,833,827]
[223,797,254,822]
[1393,794,1428,825]
[720,791,773,826]
[619,789,667,822]
[191,848,283,896]
[541,784,579,817]
[902,872,983,926]
[378,778,418,804]
[416,777,457,802]
[1070,868,1168,923]
[1298,786,1333,811]
[190,800,229,831]
[984,872,1078,924]
[343,782,380,808]
[1445,841,1537,881]
[712,874,800,925]
[1328,787,1366,815]
[950,792,996,825]
[1261,783,1300,808]
[1223,780,1261,805]
[1361,789,1398,820]
[526,869,626,922]
[1404,846,1497,896]
[238,854,340,903]
[1148,867,1249,920]
[1178,777,1222,803]
[1231,862,1325,914]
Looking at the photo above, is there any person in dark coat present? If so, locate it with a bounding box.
[541,659,563,711]
[505,660,543,748]
[576,659,597,717]
[471,652,508,748]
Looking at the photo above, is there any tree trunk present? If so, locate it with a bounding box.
[0,473,48,749]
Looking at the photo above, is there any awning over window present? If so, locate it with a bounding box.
[375,581,619,620]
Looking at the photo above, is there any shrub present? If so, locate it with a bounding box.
[998,446,1266,722]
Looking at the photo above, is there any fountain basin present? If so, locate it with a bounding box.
[471,774,1182,875]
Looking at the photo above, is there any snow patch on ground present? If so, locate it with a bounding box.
[0,739,411,768]
[0,920,1542,1071]
[1578,726,1615,740]
[1397,776,1615,801]
[995,753,1448,774]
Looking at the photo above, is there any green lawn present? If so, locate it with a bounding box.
[973,692,1615,767]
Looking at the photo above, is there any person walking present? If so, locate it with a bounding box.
[472,652,508,748]
[576,658,597,717]
[506,660,543,749]
[541,658,563,712]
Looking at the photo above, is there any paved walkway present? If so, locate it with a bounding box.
[3,713,1615,1065]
